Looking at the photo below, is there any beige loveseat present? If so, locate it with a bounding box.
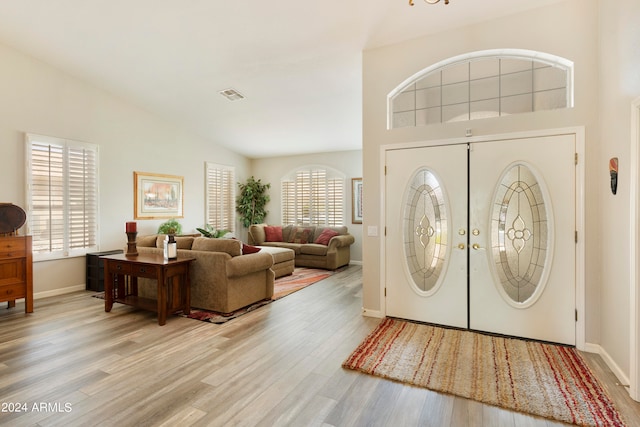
[248,224,354,270]
[135,235,274,313]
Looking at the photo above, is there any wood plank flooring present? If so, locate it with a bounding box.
[0,265,639,426]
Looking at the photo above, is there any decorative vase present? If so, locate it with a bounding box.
[167,234,177,259]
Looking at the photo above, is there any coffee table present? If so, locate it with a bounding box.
[102,253,195,325]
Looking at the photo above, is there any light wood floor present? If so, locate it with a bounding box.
[0,265,639,426]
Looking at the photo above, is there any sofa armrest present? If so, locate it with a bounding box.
[226,252,273,278]
[327,234,355,251]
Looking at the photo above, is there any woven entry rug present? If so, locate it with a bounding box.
[183,268,333,324]
[342,317,626,427]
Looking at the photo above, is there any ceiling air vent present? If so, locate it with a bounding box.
[219,88,245,101]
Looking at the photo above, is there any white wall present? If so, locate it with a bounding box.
[251,150,363,262]
[0,40,251,295]
[362,1,600,336]
[597,0,640,379]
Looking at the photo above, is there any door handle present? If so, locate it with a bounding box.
[458,243,466,250]
[472,243,483,250]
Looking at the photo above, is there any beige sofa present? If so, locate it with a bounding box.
[135,235,275,313]
[248,224,354,270]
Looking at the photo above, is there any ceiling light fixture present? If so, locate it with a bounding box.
[219,88,245,101]
[409,0,449,5]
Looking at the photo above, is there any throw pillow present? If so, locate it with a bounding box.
[264,226,283,242]
[242,243,261,254]
[288,227,312,244]
[314,228,339,245]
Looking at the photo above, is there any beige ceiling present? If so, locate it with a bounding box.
[0,0,566,158]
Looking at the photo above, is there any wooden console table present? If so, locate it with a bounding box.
[0,235,33,313]
[102,253,195,325]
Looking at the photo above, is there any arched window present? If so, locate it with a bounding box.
[388,49,574,129]
[281,166,345,226]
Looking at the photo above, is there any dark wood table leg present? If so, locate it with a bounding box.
[116,273,126,301]
[183,268,191,315]
[7,300,15,308]
[104,263,114,312]
[157,269,167,326]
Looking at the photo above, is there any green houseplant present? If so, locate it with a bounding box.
[157,218,182,235]
[236,176,271,228]
[196,224,230,238]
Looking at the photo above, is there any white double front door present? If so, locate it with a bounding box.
[385,134,576,345]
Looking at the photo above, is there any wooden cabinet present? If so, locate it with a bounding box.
[0,235,33,313]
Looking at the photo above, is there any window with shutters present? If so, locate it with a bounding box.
[281,167,345,226]
[25,133,99,260]
[205,163,235,232]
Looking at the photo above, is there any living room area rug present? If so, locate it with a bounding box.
[182,267,333,324]
[342,317,626,427]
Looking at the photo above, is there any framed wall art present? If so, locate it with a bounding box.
[134,171,184,219]
[352,177,363,224]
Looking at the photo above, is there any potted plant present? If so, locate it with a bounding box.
[236,176,270,228]
[157,218,182,235]
[196,224,230,238]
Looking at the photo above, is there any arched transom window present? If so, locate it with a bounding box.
[388,49,574,129]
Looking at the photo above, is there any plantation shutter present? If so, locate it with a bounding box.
[281,167,345,226]
[30,142,65,254]
[310,169,325,226]
[297,170,311,225]
[26,134,99,259]
[281,181,296,225]
[68,146,98,249]
[205,163,235,232]
[327,177,343,226]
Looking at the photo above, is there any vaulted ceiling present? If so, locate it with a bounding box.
[0,0,566,158]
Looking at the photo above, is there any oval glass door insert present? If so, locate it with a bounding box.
[403,168,448,293]
[490,163,553,306]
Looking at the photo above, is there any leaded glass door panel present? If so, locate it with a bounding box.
[385,144,468,328]
[469,135,575,345]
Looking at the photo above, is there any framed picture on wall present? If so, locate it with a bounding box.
[134,171,184,219]
[352,177,363,224]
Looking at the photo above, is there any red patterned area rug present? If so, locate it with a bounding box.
[343,317,626,427]
[183,268,333,324]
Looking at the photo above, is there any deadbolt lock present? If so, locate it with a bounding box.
[472,229,480,236]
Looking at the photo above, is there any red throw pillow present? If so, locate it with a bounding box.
[242,243,261,254]
[264,226,283,242]
[288,227,312,244]
[314,228,339,245]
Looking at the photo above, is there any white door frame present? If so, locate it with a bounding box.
[379,127,586,350]
[629,96,640,401]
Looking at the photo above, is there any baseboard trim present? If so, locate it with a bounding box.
[349,260,363,266]
[4,284,87,306]
[362,308,383,318]
[584,342,630,387]
[34,284,87,301]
